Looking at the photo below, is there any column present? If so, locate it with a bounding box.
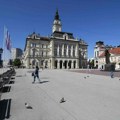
[76,59,79,69]
[27,58,30,69]
[47,60,50,69]
[67,61,69,69]
[57,60,60,69]
[51,40,54,57]
[57,45,59,56]
[71,61,74,69]
[75,43,79,57]
[62,44,64,56]
[27,40,30,68]
[51,40,55,69]
[43,61,45,69]
[51,58,55,69]
[62,60,65,69]
[66,45,69,56]
[38,60,41,68]
[71,45,73,57]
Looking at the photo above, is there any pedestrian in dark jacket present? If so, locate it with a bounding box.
[32,66,41,83]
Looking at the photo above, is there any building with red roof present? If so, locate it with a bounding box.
[99,47,120,69]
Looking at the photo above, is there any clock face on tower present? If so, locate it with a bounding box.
[54,20,61,25]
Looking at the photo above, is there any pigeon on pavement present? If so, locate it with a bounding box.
[25,103,33,109]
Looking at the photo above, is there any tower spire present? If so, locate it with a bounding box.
[54,9,60,20]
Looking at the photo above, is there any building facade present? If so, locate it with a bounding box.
[99,47,120,69]
[23,10,88,69]
[11,48,23,60]
[94,41,120,69]
[94,41,105,68]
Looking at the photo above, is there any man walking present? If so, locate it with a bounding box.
[32,66,41,83]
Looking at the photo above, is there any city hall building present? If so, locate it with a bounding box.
[23,10,88,69]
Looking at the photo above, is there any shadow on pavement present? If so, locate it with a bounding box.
[40,81,49,84]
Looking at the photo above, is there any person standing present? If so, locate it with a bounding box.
[32,66,41,83]
[110,64,115,78]
[110,70,114,78]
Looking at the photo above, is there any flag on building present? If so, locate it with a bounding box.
[5,27,11,52]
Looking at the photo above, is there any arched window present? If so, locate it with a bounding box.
[63,33,68,40]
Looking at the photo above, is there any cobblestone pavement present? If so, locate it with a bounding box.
[69,69,120,78]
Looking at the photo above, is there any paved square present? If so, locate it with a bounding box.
[1,69,120,120]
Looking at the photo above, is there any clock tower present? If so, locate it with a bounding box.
[52,9,62,33]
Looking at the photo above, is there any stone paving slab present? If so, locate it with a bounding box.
[1,69,120,120]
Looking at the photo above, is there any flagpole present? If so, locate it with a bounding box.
[10,40,12,66]
[2,26,6,73]
[8,31,12,67]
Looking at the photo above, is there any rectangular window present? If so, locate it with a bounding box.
[42,51,43,57]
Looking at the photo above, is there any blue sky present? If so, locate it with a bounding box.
[0,0,120,59]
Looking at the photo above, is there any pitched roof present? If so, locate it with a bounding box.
[51,31,74,39]
[99,47,120,57]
